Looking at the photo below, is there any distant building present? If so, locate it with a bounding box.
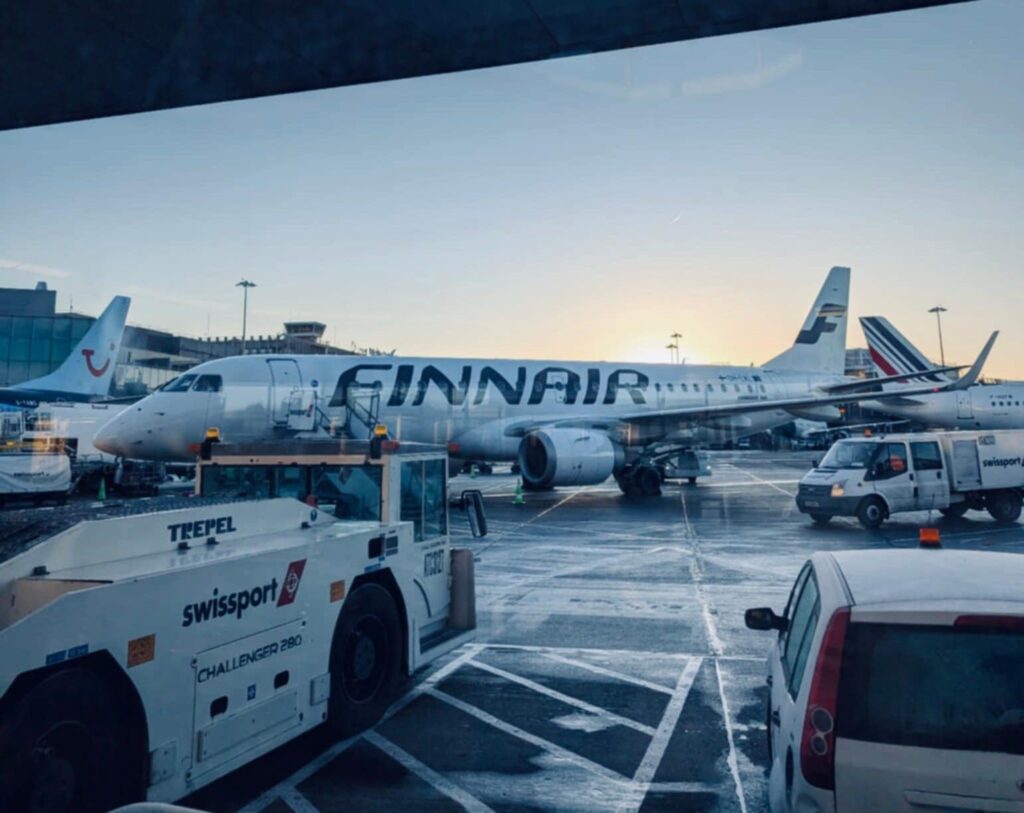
[845,347,876,379]
[0,284,97,387]
[0,284,358,396]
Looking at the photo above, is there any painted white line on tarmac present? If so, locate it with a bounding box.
[680,493,724,657]
[482,642,687,660]
[715,659,749,813]
[277,787,320,813]
[537,651,676,696]
[624,656,704,812]
[364,731,497,813]
[426,687,627,784]
[237,644,484,813]
[719,463,797,497]
[469,660,657,736]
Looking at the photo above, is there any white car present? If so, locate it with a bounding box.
[745,545,1024,812]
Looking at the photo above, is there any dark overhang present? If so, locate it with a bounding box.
[2,0,972,131]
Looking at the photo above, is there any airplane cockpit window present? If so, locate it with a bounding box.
[163,374,197,392]
[192,374,223,392]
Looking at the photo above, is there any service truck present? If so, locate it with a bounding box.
[0,412,71,507]
[0,437,483,812]
[796,429,1024,528]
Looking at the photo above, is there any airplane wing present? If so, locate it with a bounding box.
[819,364,968,394]
[500,383,950,436]
[502,333,998,438]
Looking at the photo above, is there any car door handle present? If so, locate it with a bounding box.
[771,708,781,727]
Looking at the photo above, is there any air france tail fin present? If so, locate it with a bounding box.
[763,266,849,374]
[859,316,950,384]
[14,296,130,398]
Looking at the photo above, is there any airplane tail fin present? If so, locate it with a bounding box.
[14,296,131,398]
[860,316,950,384]
[763,266,850,374]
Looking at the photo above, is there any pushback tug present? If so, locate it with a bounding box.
[0,430,483,811]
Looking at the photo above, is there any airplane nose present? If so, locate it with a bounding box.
[93,413,128,457]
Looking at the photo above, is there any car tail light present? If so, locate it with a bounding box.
[800,607,850,790]
[955,614,1024,631]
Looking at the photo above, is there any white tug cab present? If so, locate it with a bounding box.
[0,434,482,812]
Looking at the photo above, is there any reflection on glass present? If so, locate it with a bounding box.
[312,465,381,521]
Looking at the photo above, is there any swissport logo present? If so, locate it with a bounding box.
[82,342,116,377]
[278,559,307,607]
[180,559,307,627]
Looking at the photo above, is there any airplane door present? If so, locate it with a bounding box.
[268,359,302,425]
[956,389,973,420]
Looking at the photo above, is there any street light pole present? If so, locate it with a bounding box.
[928,306,947,367]
[236,279,256,354]
[670,332,682,364]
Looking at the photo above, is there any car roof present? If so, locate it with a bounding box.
[824,549,1024,607]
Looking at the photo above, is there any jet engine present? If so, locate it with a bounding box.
[518,428,623,488]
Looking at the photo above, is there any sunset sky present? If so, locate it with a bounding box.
[2,1,1021,377]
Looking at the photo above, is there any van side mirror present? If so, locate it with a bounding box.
[458,489,488,538]
[745,607,788,632]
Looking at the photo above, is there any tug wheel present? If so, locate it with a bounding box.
[0,668,141,813]
[328,584,402,737]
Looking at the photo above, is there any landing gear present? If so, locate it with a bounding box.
[616,465,662,497]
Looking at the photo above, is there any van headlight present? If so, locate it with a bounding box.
[830,482,846,498]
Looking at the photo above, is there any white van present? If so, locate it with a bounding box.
[745,547,1024,812]
[797,430,1024,528]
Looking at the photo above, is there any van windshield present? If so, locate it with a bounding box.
[837,622,1024,754]
[818,441,876,470]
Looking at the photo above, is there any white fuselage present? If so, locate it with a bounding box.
[864,383,1024,431]
[95,354,846,462]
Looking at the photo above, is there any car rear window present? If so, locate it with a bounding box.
[837,622,1024,754]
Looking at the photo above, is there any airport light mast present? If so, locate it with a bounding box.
[669,332,682,364]
[928,305,947,367]
[237,279,256,354]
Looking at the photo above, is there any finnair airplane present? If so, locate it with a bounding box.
[0,296,131,410]
[94,268,970,495]
[860,315,1021,430]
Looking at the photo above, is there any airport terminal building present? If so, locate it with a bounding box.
[0,285,357,396]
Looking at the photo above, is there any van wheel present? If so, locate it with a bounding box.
[986,491,1022,524]
[857,497,886,529]
[327,584,402,738]
[810,513,832,526]
[939,503,968,519]
[0,668,142,813]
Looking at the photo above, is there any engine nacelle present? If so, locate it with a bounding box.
[518,428,623,488]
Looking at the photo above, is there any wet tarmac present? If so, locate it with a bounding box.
[185,450,1024,813]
